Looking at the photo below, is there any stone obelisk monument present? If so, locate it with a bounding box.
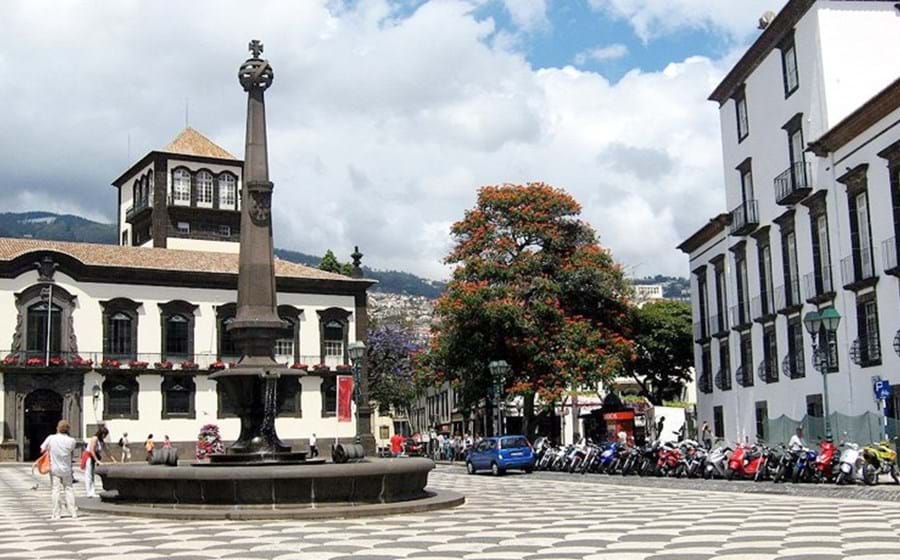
[210,40,296,457]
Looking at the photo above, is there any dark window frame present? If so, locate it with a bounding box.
[161,374,196,419]
[159,300,197,362]
[856,292,882,367]
[103,374,139,420]
[100,298,141,361]
[713,406,725,439]
[779,32,799,97]
[733,86,749,142]
[15,283,77,359]
[321,373,338,417]
[317,307,351,365]
[755,400,768,442]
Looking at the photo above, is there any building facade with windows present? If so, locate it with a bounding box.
[0,131,374,462]
[679,0,900,443]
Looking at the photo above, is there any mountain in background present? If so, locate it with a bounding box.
[0,211,446,298]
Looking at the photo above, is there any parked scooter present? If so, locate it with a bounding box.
[812,437,839,483]
[863,441,900,485]
[791,447,818,483]
[703,445,731,479]
[836,442,876,486]
[726,443,766,480]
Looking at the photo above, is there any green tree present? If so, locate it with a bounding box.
[626,300,693,405]
[318,249,353,276]
[422,183,634,440]
[367,324,422,414]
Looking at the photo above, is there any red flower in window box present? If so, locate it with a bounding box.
[101,358,121,369]
[68,356,92,368]
[48,356,66,367]
[313,363,329,371]
[128,360,149,370]
[180,360,199,370]
[228,362,237,368]
[335,364,352,372]
[2,355,20,366]
[209,361,226,371]
[155,361,174,370]
[290,363,309,370]
[26,357,46,367]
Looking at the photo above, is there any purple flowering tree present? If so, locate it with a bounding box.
[367,324,422,415]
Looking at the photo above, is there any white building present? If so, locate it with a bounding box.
[632,284,665,308]
[0,130,374,461]
[679,0,900,444]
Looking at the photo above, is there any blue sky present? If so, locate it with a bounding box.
[1,0,786,279]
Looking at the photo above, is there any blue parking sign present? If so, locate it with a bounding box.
[874,380,892,400]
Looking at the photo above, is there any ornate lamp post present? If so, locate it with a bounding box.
[488,360,511,436]
[804,307,841,435]
[348,340,367,444]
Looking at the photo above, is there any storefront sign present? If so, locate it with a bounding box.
[603,411,635,421]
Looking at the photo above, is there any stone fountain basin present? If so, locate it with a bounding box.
[97,457,434,506]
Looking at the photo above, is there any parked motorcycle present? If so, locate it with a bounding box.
[812,438,839,483]
[863,441,900,485]
[836,442,876,486]
[703,445,731,479]
[726,443,766,480]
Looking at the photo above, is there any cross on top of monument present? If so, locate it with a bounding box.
[249,40,264,58]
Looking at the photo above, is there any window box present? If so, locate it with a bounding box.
[180,361,199,370]
[48,356,66,367]
[313,363,329,372]
[291,363,309,371]
[128,360,149,370]
[336,364,352,372]
[68,356,92,368]
[209,360,226,371]
[101,358,122,369]
[155,360,174,370]
[2,355,19,366]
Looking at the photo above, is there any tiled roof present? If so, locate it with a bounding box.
[0,237,367,283]
[162,127,238,160]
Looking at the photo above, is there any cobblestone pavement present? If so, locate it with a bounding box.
[3,464,900,560]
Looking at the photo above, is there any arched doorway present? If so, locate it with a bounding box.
[24,389,63,461]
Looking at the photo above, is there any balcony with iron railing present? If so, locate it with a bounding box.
[735,364,754,388]
[714,367,732,391]
[775,280,802,313]
[698,368,713,394]
[709,313,729,337]
[693,319,709,343]
[841,246,878,291]
[125,197,153,223]
[774,161,813,205]
[850,337,882,368]
[804,265,835,304]
[782,351,806,380]
[883,236,899,276]
[729,199,759,236]
[751,289,776,322]
[730,300,752,331]
[757,358,778,384]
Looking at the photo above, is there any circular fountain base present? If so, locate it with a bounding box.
[87,458,459,519]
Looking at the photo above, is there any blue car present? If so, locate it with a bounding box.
[466,436,535,475]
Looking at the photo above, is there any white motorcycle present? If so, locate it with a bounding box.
[703,445,732,479]
[835,442,876,486]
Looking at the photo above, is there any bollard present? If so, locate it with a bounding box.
[332,443,365,464]
[150,447,179,466]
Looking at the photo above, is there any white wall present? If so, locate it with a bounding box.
[166,238,240,254]
[117,161,152,244]
[1,268,359,443]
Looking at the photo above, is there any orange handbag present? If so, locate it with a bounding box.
[35,451,51,475]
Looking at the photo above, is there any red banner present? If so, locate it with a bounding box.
[337,375,354,422]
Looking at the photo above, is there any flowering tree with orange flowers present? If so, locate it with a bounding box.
[423,183,634,440]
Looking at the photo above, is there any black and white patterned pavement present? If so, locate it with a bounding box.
[2,464,900,560]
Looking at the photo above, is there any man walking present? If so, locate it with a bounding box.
[309,433,318,458]
[40,420,77,520]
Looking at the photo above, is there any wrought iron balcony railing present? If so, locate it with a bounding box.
[729,199,759,236]
[774,161,813,205]
[714,367,732,391]
[735,365,754,388]
[841,246,878,289]
[775,280,802,311]
[757,358,779,384]
[850,337,882,367]
[125,197,152,222]
[698,369,713,394]
[803,265,834,302]
[782,351,806,380]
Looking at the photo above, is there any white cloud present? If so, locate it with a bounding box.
[574,43,629,65]
[589,0,787,42]
[502,0,549,32]
[0,0,731,281]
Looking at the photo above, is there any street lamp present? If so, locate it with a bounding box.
[348,341,366,444]
[803,308,841,435]
[488,360,511,436]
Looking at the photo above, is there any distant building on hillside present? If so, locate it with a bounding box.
[632,284,665,307]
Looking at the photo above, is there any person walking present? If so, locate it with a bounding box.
[84,426,116,498]
[144,434,155,462]
[309,433,318,458]
[655,416,666,441]
[40,420,78,520]
[163,435,172,449]
[119,432,131,462]
[700,421,713,450]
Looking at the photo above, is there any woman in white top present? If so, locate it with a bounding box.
[84,426,116,498]
[40,419,77,519]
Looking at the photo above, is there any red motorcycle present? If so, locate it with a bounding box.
[726,443,766,480]
[813,438,839,483]
[656,442,682,477]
